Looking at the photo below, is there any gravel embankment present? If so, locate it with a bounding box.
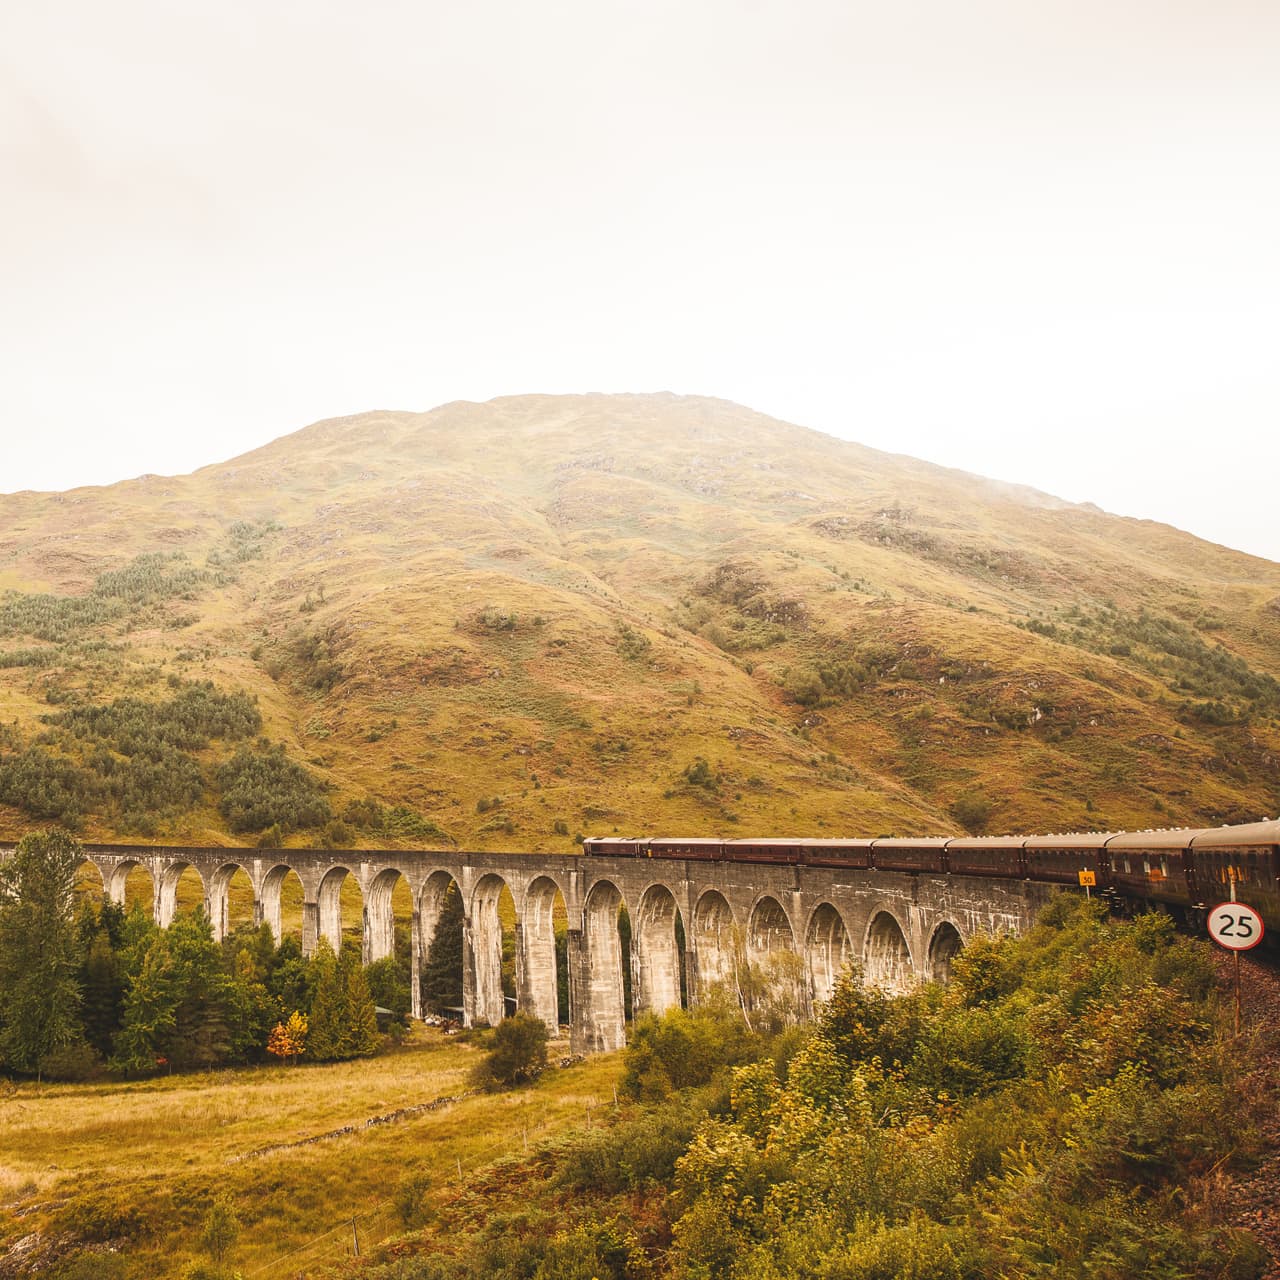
[1221,951,1280,1278]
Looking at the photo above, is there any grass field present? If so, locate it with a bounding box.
[0,1028,622,1278]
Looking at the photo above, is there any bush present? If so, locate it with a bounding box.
[621,1001,758,1101]
[472,1013,548,1088]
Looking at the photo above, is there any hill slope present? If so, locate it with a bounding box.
[1,393,1278,849]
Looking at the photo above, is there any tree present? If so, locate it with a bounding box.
[0,829,86,1076]
[305,937,345,1060]
[112,930,179,1074]
[473,1012,548,1088]
[267,1010,308,1065]
[421,882,464,1015]
[199,1195,239,1265]
[165,912,234,1070]
[339,955,381,1058]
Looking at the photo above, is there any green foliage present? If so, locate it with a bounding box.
[0,679,261,830]
[0,746,98,826]
[621,1000,760,1101]
[366,954,411,1022]
[421,881,465,1014]
[1031,604,1280,722]
[950,790,993,835]
[395,1169,436,1229]
[0,552,210,644]
[0,829,85,1074]
[682,757,718,789]
[473,1012,548,1088]
[341,796,454,844]
[286,625,346,692]
[555,1098,708,1195]
[661,900,1265,1279]
[215,743,331,833]
[199,1195,240,1264]
[615,622,652,661]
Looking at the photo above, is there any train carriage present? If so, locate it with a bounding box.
[646,837,726,861]
[945,835,1027,879]
[795,838,875,870]
[870,836,949,874]
[1023,832,1112,886]
[1187,821,1280,926]
[1104,828,1202,907]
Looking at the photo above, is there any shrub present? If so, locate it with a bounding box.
[472,1012,548,1088]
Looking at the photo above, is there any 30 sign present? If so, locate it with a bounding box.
[1207,903,1265,951]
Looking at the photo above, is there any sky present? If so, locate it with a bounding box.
[2,1,1278,560]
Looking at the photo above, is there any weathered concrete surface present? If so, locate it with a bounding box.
[66,846,1058,1054]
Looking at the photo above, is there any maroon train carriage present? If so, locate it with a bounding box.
[1022,832,1112,886]
[795,838,875,870]
[720,838,820,865]
[1104,827,1202,907]
[944,836,1028,879]
[645,837,728,861]
[869,837,949,874]
[1187,820,1280,929]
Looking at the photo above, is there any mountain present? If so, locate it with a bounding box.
[1,393,1278,849]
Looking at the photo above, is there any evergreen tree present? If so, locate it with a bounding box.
[113,931,180,1073]
[80,928,124,1058]
[305,937,345,1060]
[0,829,86,1075]
[339,954,381,1058]
[166,912,234,1070]
[421,881,464,1015]
[365,955,410,1022]
[266,935,312,1016]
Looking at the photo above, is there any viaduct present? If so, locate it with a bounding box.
[57,845,1059,1054]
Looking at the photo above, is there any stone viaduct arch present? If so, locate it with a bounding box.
[11,843,1054,1055]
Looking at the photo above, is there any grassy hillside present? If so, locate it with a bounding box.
[1,393,1278,848]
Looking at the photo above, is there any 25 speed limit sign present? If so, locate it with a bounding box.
[1207,902,1266,951]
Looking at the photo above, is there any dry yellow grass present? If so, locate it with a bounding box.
[0,1029,622,1277]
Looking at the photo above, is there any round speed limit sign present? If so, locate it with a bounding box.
[1207,902,1265,951]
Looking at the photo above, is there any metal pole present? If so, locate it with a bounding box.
[1234,950,1241,1038]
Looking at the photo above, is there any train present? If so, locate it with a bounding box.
[583,820,1280,941]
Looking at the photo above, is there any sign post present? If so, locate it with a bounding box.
[1206,891,1265,1035]
[1077,869,1096,899]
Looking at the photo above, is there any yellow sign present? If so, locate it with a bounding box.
[1077,870,1097,887]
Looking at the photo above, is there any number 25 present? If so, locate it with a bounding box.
[1217,912,1254,939]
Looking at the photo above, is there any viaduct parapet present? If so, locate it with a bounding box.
[52,846,1058,1054]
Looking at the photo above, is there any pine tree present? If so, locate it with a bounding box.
[305,937,345,1060]
[0,829,86,1075]
[166,912,234,1070]
[339,956,380,1058]
[113,931,179,1074]
[80,929,124,1058]
[421,881,464,1015]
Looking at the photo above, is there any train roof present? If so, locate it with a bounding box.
[1106,827,1211,851]
[945,836,1028,849]
[722,838,875,849]
[1189,819,1280,848]
[1023,832,1117,850]
[871,836,951,849]
[647,837,725,846]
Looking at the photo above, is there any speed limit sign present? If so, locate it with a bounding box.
[1207,902,1265,951]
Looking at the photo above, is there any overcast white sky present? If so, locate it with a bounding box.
[2,1,1277,560]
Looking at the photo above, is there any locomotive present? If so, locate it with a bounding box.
[582,819,1280,939]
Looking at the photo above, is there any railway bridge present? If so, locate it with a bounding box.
[67,844,1058,1054]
